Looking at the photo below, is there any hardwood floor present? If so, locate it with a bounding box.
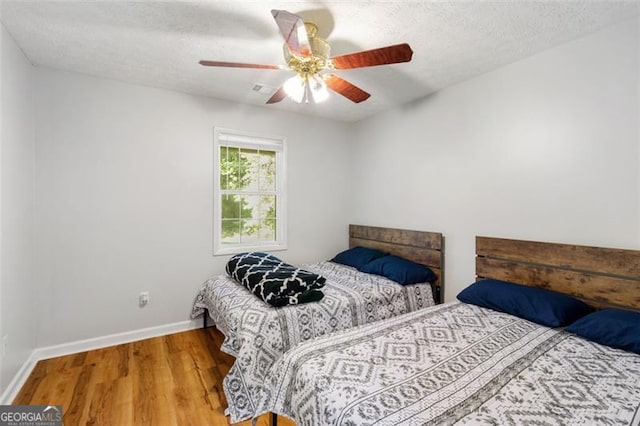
[13,327,296,426]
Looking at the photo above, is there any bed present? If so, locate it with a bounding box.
[254,236,640,425]
[190,224,444,422]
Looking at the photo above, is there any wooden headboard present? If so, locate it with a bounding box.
[476,236,640,311]
[349,224,445,303]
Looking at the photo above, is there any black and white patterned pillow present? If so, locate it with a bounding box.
[226,252,326,307]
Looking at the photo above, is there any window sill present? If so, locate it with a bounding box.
[213,243,287,256]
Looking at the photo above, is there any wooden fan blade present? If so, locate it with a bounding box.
[324,74,371,103]
[331,43,413,69]
[199,60,283,70]
[271,9,312,58]
[266,86,287,104]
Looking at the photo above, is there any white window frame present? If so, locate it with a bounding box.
[213,127,287,255]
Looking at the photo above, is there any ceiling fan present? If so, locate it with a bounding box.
[199,9,413,105]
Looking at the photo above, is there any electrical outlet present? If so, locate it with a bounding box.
[139,292,150,307]
[2,335,8,357]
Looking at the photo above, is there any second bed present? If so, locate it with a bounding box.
[254,236,640,425]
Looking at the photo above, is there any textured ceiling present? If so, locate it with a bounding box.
[1,1,638,122]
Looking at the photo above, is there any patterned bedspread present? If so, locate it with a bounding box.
[191,261,435,422]
[256,302,640,425]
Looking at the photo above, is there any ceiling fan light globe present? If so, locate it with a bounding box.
[283,75,306,103]
[310,75,329,103]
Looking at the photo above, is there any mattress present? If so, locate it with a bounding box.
[255,302,640,425]
[191,261,435,422]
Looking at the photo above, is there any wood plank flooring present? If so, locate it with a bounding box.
[13,327,296,426]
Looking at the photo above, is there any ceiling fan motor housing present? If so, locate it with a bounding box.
[283,22,332,78]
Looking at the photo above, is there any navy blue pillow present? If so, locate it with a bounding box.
[359,255,437,285]
[457,279,593,327]
[331,246,387,269]
[566,309,640,354]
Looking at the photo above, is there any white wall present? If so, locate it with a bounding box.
[0,25,36,392]
[35,69,352,347]
[351,18,640,300]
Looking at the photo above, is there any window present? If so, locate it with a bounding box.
[213,128,286,255]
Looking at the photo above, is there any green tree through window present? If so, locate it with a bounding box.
[220,147,253,239]
[219,147,277,244]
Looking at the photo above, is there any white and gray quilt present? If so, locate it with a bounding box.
[256,302,640,425]
[191,261,435,422]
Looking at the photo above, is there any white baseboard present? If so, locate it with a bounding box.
[0,350,38,405]
[0,318,202,404]
[35,319,201,361]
